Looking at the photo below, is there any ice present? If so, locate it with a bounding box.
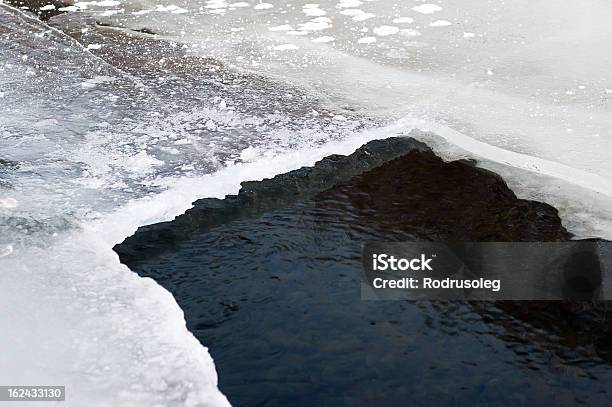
[239,145,259,162]
[1,5,383,403]
[97,0,122,6]
[0,197,18,208]
[373,25,399,36]
[413,4,442,14]
[340,9,374,21]
[269,24,293,31]
[392,16,414,24]
[303,3,326,17]
[429,19,451,27]
[358,36,376,44]
[4,0,612,404]
[108,0,610,237]
[0,245,13,258]
[253,2,273,10]
[400,28,421,37]
[0,6,228,404]
[312,35,334,43]
[272,43,298,50]
[298,18,331,31]
[337,0,362,8]
[155,4,188,13]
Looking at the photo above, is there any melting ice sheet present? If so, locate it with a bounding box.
[0,4,389,406]
[11,6,609,230]
[96,0,612,235]
[2,0,612,405]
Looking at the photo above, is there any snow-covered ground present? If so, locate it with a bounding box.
[1,0,612,405]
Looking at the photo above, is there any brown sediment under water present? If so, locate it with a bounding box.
[116,138,611,406]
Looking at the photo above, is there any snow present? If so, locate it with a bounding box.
[337,0,363,8]
[298,18,332,31]
[239,146,260,162]
[400,28,421,37]
[0,244,13,258]
[254,2,274,10]
[0,197,18,208]
[412,4,442,14]
[393,16,414,24]
[358,36,376,43]
[4,0,612,404]
[0,5,230,406]
[155,4,188,14]
[340,9,375,21]
[269,24,293,31]
[273,43,298,50]
[430,19,451,27]
[312,35,335,43]
[373,25,399,36]
[303,3,327,16]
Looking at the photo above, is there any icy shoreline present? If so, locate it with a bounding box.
[2,1,612,405]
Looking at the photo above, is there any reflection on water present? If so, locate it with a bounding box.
[120,148,611,406]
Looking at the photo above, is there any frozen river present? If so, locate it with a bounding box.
[1,1,612,405]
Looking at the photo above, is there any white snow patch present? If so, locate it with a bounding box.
[39,4,56,11]
[463,32,475,38]
[80,75,116,89]
[273,43,298,50]
[155,5,188,14]
[303,4,326,17]
[340,9,375,21]
[357,36,376,44]
[413,4,442,14]
[205,0,227,9]
[312,36,334,43]
[392,16,414,24]
[0,245,13,258]
[298,19,331,31]
[373,25,399,36]
[337,0,362,8]
[101,9,122,16]
[121,151,163,174]
[269,25,293,32]
[254,2,273,10]
[239,146,260,162]
[0,198,18,209]
[400,28,422,37]
[430,19,452,27]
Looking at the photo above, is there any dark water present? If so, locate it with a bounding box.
[118,142,611,406]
